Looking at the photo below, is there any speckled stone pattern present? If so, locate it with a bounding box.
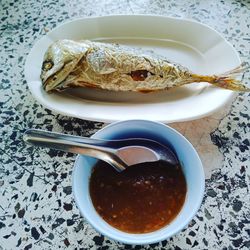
[0,0,249,249]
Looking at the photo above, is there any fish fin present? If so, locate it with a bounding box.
[197,63,250,92]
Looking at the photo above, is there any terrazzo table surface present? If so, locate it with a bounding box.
[1,0,250,249]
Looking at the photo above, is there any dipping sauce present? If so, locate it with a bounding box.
[89,161,187,233]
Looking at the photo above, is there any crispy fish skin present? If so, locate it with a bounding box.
[41,39,249,93]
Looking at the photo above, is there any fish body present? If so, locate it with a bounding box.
[41,39,249,92]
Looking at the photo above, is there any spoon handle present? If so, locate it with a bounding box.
[23,129,126,172]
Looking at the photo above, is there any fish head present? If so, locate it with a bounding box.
[41,40,90,92]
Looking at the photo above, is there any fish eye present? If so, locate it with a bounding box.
[42,60,54,71]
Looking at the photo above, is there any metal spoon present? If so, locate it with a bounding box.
[23,129,179,172]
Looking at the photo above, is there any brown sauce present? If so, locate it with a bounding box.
[89,161,187,233]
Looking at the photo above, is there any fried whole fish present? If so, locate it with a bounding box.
[41,39,249,93]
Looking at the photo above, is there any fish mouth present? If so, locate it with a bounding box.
[42,73,63,92]
[41,63,65,92]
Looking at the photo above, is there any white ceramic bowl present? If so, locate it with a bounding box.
[72,120,205,244]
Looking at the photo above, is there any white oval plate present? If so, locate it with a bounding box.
[25,15,239,123]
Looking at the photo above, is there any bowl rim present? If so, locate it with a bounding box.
[72,119,205,244]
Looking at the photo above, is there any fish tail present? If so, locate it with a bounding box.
[194,63,250,92]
